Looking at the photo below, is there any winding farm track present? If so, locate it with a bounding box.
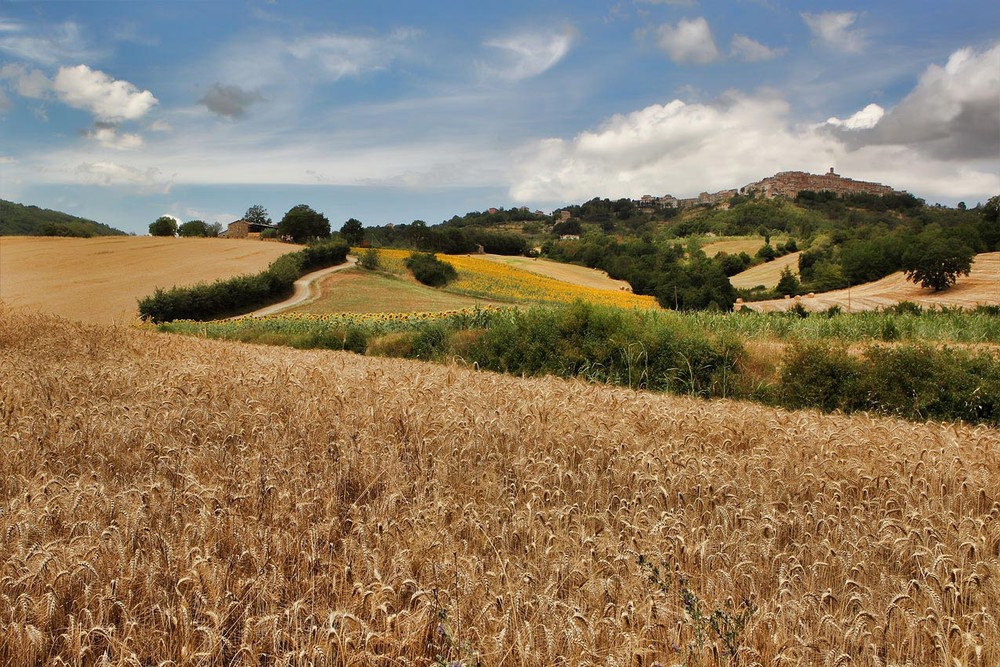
[245,256,357,317]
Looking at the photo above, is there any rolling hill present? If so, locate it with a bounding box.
[0,199,127,237]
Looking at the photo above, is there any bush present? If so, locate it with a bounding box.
[779,343,860,412]
[138,240,348,322]
[406,252,457,287]
[358,247,381,270]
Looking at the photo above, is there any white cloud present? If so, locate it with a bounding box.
[654,17,720,64]
[802,11,866,53]
[75,161,171,192]
[0,89,10,110]
[0,20,100,65]
[84,124,145,150]
[483,29,574,82]
[53,64,157,121]
[287,28,416,80]
[730,34,785,62]
[826,103,884,130]
[509,86,998,206]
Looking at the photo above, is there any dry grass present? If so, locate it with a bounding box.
[700,237,768,259]
[1,307,998,665]
[0,236,299,324]
[747,251,1000,312]
[729,253,801,290]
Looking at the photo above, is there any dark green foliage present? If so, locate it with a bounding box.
[468,302,741,396]
[405,252,457,287]
[857,345,1000,423]
[149,216,178,236]
[756,243,777,262]
[278,204,330,243]
[340,218,365,245]
[177,220,212,237]
[780,343,860,412]
[138,240,348,322]
[776,267,800,296]
[902,231,974,291]
[0,199,127,236]
[244,204,272,226]
[41,223,93,238]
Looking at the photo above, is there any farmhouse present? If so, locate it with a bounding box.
[220,219,280,239]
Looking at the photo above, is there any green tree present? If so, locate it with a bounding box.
[340,218,365,245]
[980,194,999,251]
[358,247,381,270]
[178,220,211,237]
[278,204,330,243]
[902,232,974,291]
[149,216,178,237]
[244,204,271,226]
[776,266,801,296]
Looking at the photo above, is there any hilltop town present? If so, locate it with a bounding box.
[633,168,900,210]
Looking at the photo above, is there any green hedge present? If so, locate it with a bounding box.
[138,241,348,322]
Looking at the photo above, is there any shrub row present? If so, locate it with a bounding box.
[138,241,348,322]
[780,342,1000,424]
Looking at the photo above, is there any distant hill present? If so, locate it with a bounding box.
[0,199,127,237]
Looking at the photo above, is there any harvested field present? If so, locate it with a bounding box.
[746,251,1000,312]
[700,236,768,258]
[0,236,299,324]
[729,252,801,289]
[1,308,997,665]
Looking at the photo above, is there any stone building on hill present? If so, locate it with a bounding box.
[739,168,897,199]
[221,219,280,239]
[632,169,901,212]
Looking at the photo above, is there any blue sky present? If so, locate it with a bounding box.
[1,0,997,235]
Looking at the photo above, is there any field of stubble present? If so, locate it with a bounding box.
[1,308,997,666]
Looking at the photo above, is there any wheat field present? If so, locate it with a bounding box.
[1,308,997,665]
[0,237,298,324]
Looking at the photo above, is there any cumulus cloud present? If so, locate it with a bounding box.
[510,93,835,202]
[287,28,416,80]
[0,89,10,111]
[654,17,720,64]
[199,83,263,118]
[83,122,144,150]
[826,103,885,130]
[53,65,157,121]
[483,29,574,82]
[509,76,998,206]
[845,44,1000,160]
[730,34,785,62]
[802,11,866,53]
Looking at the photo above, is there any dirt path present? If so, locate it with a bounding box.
[246,256,357,317]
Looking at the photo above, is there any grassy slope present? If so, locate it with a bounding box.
[0,199,126,236]
[0,236,299,323]
[293,268,499,314]
[2,309,997,664]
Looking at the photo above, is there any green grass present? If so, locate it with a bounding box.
[293,268,502,314]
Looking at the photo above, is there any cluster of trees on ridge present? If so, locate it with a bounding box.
[0,199,127,237]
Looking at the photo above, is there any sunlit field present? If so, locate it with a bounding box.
[366,248,660,310]
[0,236,299,323]
[2,308,997,665]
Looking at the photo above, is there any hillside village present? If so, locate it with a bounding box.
[632,168,900,210]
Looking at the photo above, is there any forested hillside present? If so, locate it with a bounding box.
[0,199,126,237]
